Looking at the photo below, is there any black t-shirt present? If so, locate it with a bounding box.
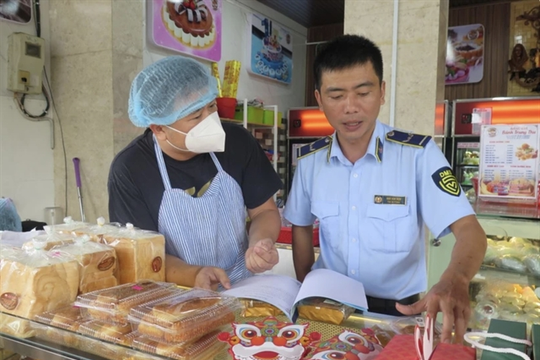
[108,123,283,232]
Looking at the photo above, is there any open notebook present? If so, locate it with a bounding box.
[222,268,368,322]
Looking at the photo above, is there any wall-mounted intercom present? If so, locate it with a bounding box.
[7,32,45,94]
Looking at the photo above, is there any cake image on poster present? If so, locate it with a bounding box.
[253,18,291,82]
[162,0,216,48]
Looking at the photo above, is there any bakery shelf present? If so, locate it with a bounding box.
[220,118,274,128]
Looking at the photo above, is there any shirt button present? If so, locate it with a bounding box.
[351,270,356,275]
[353,173,358,178]
[351,238,356,243]
[351,206,356,210]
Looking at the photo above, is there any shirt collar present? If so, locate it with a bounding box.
[329,121,385,164]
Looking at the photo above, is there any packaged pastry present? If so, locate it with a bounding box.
[73,217,121,243]
[51,235,118,294]
[0,239,79,320]
[78,319,135,346]
[132,328,228,360]
[240,299,283,317]
[101,223,166,284]
[34,305,87,347]
[74,280,177,325]
[21,227,74,251]
[128,288,240,343]
[297,297,354,325]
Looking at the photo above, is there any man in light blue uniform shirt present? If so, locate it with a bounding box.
[284,35,487,344]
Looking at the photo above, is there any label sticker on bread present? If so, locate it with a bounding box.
[0,292,19,310]
[152,257,163,272]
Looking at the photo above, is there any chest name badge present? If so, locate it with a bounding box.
[431,166,461,197]
[374,195,407,205]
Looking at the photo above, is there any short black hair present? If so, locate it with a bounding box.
[314,34,384,90]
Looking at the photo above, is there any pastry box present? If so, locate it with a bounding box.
[77,319,136,346]
[128,288,240,343]
[74,280,177,325]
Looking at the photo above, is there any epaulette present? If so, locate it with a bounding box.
[297,136,332,159]
[385,130,431,148]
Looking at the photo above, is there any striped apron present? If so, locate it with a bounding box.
[153,137,251,284]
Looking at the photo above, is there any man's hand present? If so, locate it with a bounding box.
[194,266,231,290]
[396,276,471,344]
[245,238,279,273]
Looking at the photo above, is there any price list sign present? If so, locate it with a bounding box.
[478,124,539,200]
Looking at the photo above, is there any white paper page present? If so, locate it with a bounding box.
[294,268,368,311]
[222,274,302,321]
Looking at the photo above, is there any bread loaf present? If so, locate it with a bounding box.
[78,320,134,346]
[101,224,165,284]
[52,236,118,294]
[0,248,79,320]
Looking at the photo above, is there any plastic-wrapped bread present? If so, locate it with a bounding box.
[22,227,75,251]
[128,288,240,343]
[101,223,166,284]
[74,281,177,325]
[49,216,89,235]
[52,235,118,294]
[0,239,80,333]
[73,217,121,243]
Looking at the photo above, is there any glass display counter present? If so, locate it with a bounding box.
[0,309,411,360]
[428,215,540,329]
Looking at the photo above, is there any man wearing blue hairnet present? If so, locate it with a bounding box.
[108,56,282,289]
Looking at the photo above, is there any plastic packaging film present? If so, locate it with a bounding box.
[50,235,119,294]
[222,60,241,98]
[73,281,177,326]
[297,297,355,325]
[0,242,79,321]
[101,223,166,284]
[127,288,240,343]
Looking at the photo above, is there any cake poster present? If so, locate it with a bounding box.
[446,24,485,85]
[149,0,222,62]
[478,124,539,200]
[248,13,293,85]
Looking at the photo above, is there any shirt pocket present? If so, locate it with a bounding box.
[365,203,412,252]
[311,201,340,249]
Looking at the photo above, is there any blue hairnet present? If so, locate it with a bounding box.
[0,198,22,232]
[128,56,219,127]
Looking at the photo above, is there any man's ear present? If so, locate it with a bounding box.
[149,124,167,141]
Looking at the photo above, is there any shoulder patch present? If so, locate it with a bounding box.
[297,136,332,159]
[385,130,431,148]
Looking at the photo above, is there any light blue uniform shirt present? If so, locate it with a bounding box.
[284,121,474,300]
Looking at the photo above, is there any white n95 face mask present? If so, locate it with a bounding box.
[166,111,226,153]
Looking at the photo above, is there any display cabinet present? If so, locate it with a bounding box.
[428,215,540,329]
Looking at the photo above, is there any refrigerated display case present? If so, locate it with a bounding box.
[286,107,334,194]
[449,97,540,215]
